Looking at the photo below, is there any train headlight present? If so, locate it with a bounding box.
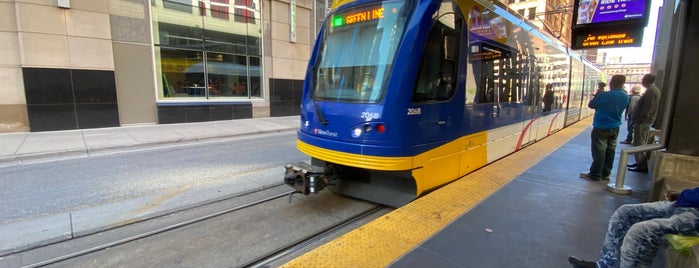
[352,127,363,138]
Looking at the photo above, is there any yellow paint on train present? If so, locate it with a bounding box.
[297,140,414,171]
[297,131,489,195]
[331,0,356,9]
[411,132,488,194]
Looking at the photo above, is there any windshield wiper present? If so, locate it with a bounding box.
[313,100,329,125]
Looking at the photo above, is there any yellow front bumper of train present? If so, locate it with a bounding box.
[296,132,488,196]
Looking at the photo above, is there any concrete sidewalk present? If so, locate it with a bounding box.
[0,116,300,164]
[0,116,300,257]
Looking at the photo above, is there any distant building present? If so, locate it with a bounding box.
[600,63,651,90]
[0,0,328,133]
[497,0,597,62]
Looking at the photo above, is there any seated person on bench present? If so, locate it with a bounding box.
[569,187,699,268]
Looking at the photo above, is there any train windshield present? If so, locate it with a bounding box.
[312,1,409,103]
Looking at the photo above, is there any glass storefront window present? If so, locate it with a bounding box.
[152,0,262,100]
[249,56,261,98]
[158,48,205,97]
[163,0,193,13]
[205,52,247,97]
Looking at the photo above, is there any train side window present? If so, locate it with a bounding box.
[412,2,461,103]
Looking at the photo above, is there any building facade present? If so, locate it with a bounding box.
[498,0,571,46]
[600,63,651,90]
[0,0,325,133]
[498,0,598,62]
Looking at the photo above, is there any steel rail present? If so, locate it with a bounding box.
[241,205,387,268]
[21,190,296,268]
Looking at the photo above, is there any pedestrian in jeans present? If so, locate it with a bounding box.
[620,85,642,144]
[580,75,629,181]
[627,74,662,173]
[568,187,699,268]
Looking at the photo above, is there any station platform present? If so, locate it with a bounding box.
[282,117,660,268]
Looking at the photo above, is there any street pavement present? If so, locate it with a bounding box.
[0,116,300,256]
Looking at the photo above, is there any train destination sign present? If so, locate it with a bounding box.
[574,0,649,26]
[332,7,385,27]
[571,27,643,49]
[581,33,634,47]
[571,0,648,50]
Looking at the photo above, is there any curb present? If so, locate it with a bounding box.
[0,128,298,165]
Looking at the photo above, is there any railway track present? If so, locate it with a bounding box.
[241,205,387,268]
[17,190,294,268]
[8,185,384,268]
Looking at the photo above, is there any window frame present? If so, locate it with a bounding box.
[412,5,462,103]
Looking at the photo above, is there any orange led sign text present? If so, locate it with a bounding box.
[345,7,384,25]
[580,32,636,48]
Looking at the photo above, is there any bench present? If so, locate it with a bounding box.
[667,235,699,268]
[655,177,699,267]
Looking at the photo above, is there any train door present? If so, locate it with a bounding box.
[410,1,464,144]
[467,42,523,130]
[565,59,585,126]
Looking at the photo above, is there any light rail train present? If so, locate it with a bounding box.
[284,0,604,207]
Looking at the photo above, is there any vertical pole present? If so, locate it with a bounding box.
[607,151,632,194]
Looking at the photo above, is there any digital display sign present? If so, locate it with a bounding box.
[571,27,643,49]
[332,7,388,27]
[571,0,649,50]
[574,0,649,26]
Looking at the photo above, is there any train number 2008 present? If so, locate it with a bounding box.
[407,108,422,115]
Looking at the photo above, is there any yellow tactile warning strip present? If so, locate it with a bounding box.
[281,117,592,268]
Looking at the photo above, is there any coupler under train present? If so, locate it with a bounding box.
[283,162,335,195]
[283,159,418,207]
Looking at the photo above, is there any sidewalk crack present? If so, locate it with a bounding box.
[70,212,75,239]
[81,130,90,156]
[14,133,30,155]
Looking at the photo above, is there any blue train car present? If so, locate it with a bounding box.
[284,0,603,206]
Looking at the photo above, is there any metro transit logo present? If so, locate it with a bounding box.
[314,128,339,137]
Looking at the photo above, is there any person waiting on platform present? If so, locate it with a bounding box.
[594,81,606,96]
[620,85,642,145]
[579,75,629,182]
[568,187,699,268]
[627,74,662,173]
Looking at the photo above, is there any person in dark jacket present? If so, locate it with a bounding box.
[580,75,629,181]
[627,74,662,173]
[568,187,699,268]
[542,83,554,112]
[620,85,642,144]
